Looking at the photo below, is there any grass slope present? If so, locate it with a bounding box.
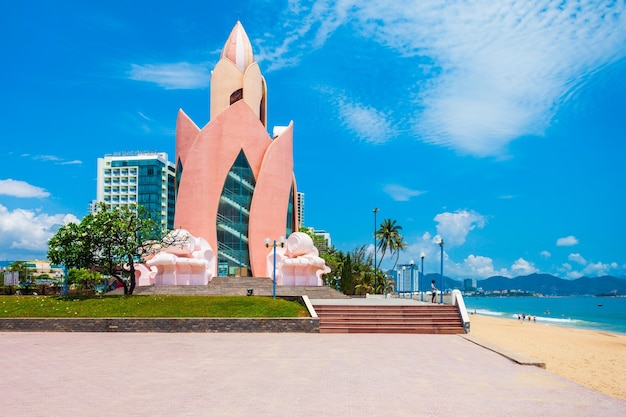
[0,295,309,318]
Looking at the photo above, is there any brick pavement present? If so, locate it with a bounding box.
[1,332,623,416]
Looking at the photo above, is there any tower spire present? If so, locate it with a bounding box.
[221,21,254,72]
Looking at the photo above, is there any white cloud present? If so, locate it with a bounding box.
[566,270,584,279]
[0,204,78,258]
[129,62,211,90]
[0,179,50,198]
[568,253,587,265]
[259,0,626,156]
[540,250,551,259]
[560,260,619,279]
[336,97,396,144]
[461,255,506,278]
[383,184,424,202]
[581,262,614,277]
[435,253,511,279]
[434,209,486,247]
[557,235,579,246]
[511,258,538,276]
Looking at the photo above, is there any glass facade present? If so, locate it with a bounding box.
[217,150,255,276]
[286,185,294,236]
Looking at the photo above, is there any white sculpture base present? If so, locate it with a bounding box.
[266,232,330,286]
[134,229,216,286]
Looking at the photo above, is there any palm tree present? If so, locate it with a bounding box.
[391,235,407,271]
[376,218,406,271]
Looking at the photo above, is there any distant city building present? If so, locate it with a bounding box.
[396,262,418,294]
[93,151,176,231]
[385,269,398,282]
[297,191,305,229]
[305,228,331,254]
[464,278,477,291]
[11,260,64,282]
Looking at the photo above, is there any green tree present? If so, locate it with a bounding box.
[68,268,103,290]
[48,203,184,295]
[320,246,341,287]
[339,252,354,294]
[350,245,376,295]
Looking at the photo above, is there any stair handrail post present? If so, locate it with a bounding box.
[420,253,425,302]
[439,239,444,304]
[409,260,415,299]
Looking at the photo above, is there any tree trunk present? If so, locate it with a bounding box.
[128,260,136,295]
[112,274,128,295]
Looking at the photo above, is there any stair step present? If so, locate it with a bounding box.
[313,304,465,335]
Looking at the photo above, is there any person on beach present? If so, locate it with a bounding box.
[431,280,437,303]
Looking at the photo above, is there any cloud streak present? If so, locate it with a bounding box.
[383,184,424,201]
[258,0,626,156]
[336,95,396,143]
[129,62,211,90]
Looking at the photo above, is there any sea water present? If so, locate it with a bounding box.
[464,296,626,335]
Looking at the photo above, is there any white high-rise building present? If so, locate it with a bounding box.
[93,151,176,231]
[297,191,305,230]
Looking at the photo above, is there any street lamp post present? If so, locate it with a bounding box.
[439,239,444,304]
[372,207,379,293]
[409,260,415,299]
[265,236,285,299]
[420,252,425,302]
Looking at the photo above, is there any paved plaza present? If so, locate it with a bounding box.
[1,332,624,416]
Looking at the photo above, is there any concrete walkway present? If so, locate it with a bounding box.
[1,332,623,416]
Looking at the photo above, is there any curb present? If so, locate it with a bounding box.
[460,334,546,368]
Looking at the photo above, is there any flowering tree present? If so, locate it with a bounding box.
[48,203,185,295]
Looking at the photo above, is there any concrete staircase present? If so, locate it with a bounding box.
[126,277,349,299]
[121,280,466,334]
[313,304,465,334]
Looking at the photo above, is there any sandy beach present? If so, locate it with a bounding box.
[468,314,626,399]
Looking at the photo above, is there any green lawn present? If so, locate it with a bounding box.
[0,295,309,318]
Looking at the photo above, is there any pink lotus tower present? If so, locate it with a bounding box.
[174,21,298,278]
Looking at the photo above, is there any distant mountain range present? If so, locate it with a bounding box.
[425,273,626,296]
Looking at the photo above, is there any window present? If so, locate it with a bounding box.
[230,88,243,104]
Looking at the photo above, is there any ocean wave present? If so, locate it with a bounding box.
[537,316,583,325]
[473,309,506,317]
[465,297,626,335]
[474,309,585,325]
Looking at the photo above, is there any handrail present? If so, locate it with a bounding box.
[216,214,249,242]
[450,289,471,333]
[220,191,251,214]
[227,171,255,191]
[217,242,250,269]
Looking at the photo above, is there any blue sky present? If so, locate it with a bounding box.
[1,0,625,279]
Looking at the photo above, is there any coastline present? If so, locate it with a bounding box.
[468,314,626,399]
